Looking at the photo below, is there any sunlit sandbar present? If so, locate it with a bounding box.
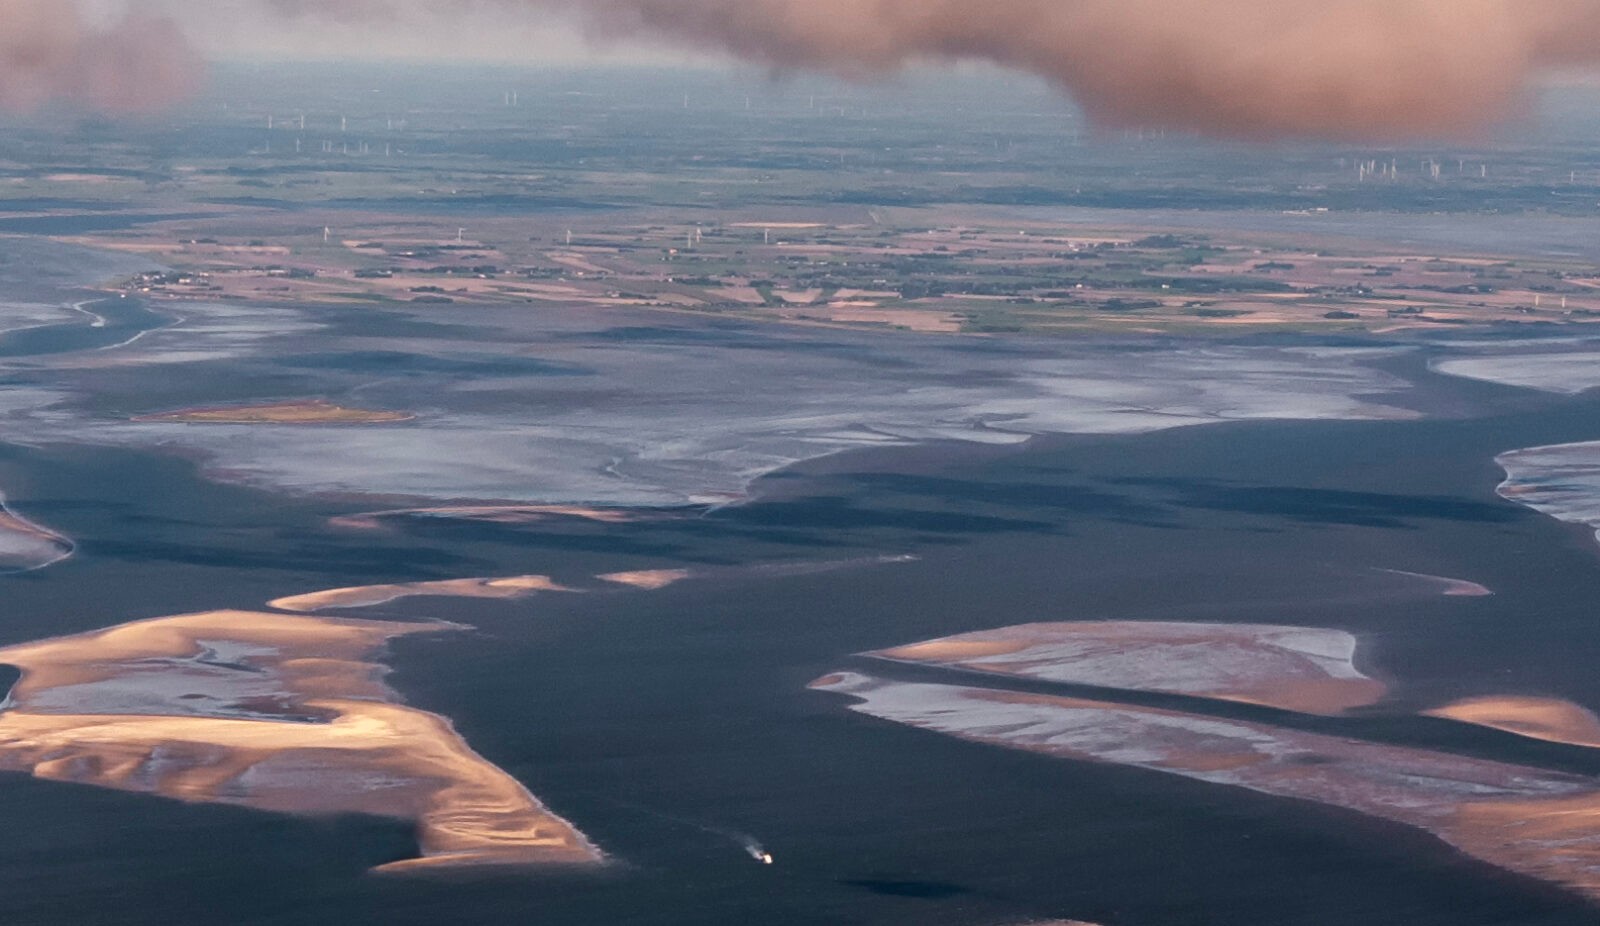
[270,575,573,612]
[873,621,1385,715]
[274,556,909,612]
[134,399,415,425]
[1378,569,1494,598]
[597,570,693,590]
[813,673,1600,903]
[1426,696,1600,750]
[0,610,602,872]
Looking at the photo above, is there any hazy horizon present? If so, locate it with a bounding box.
[15,0,1600,140]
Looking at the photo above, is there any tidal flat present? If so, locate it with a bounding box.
[0,273,1418,506]
[1,349,1600,924]
[8,225,1600,923]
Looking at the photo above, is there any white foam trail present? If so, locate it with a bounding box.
[608,800,773,863]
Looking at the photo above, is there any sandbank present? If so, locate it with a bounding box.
[1425,696,1600,749]
[0,493,74,573]
[598,570,692,590]
[1378,569,1494,597]
[0,610,601,871]
[814,672,1600,903]
[872,621,1385,716]
[270,575,572,613]
[135,399,414,425]
[331,505,651,531]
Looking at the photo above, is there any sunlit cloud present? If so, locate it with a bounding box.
[7,0,1600,140]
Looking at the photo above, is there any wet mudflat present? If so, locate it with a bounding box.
[2,359,1600,925]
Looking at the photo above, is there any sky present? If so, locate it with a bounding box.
[171,3,680,66]
[11,0,1600,140]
